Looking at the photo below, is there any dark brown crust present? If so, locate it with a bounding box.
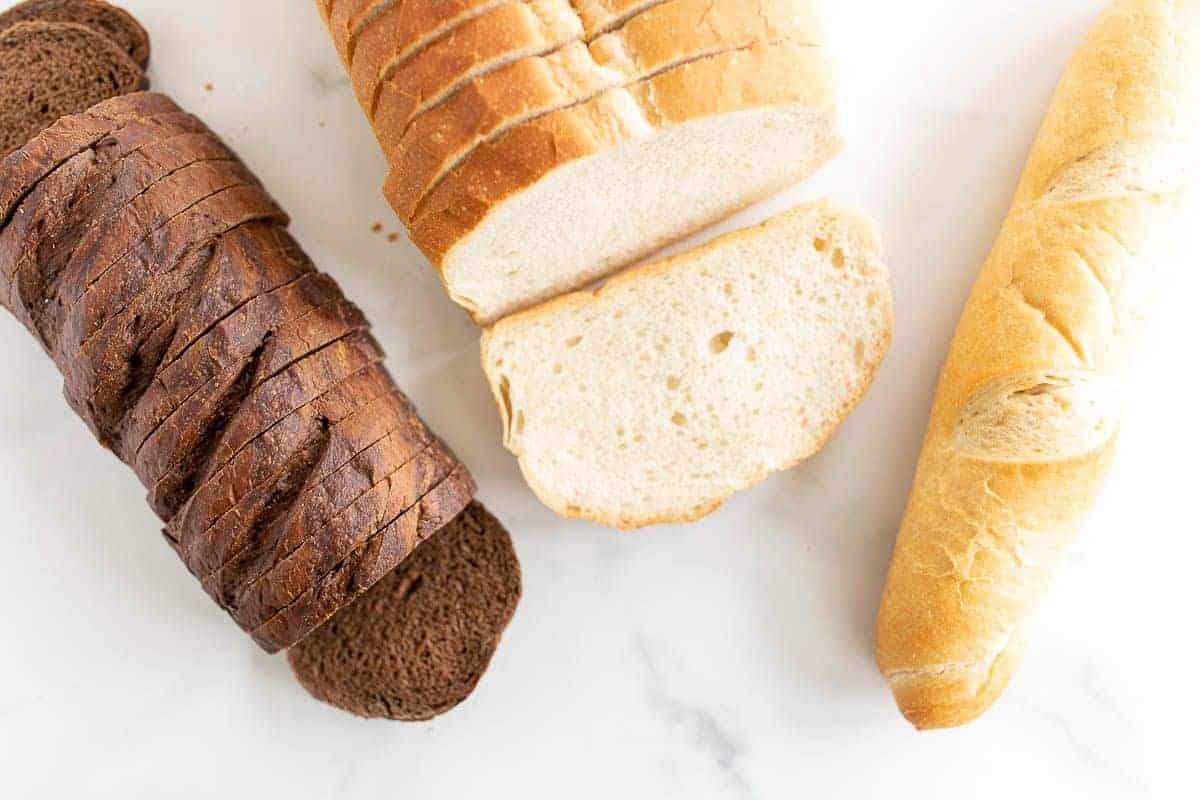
[0,0,151,67]
[287,502,522,720]
[253,463,476,653]
[0,95,477,653]
[0,21,147,158]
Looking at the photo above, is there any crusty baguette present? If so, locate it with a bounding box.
[480,200,892,529]
[874,0,1200,730]
[411,39,838,324]
[385,0,822,219]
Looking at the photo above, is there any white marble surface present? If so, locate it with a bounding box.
[1,1,1198,797]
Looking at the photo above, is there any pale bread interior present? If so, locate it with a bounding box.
[481,200,892,529]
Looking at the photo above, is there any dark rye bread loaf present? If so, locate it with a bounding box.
[0,0,150,67]
[0,21,147,158]
[288,502,522,720]
[0,94,475,652]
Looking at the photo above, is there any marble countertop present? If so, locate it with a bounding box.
[1,1,1197,797]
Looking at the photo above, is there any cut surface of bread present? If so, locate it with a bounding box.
[386,0,822,219]
[0,0,150,67]
[287,501,522,721]
[481,200,892,529]
[0,21,148,158]
[368,0,585,149]
[411,40,838,324]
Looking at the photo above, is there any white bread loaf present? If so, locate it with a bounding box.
[411,39,839,324]
[480,201,892,529]
[385,0,823,219]
[875,0,1200,730]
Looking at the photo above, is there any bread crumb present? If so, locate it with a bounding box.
[387,233,399,243]
[204,82,214,92]
[371,223,383,233]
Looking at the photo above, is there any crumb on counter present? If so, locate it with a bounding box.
[387,233,399,243]
[203,82,214,92]
[371,223,383,233]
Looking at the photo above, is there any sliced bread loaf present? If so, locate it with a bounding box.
[0,0,150,67]
[287,501,522,720]
[411,40,839,324]
[0,21,148,158]
[367,0,584,143]
[386,0,821,219]
[480,201,892,529]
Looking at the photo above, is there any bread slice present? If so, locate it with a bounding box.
[480,201,892,529]
[411,40,839,324]
[0,21,147,158]
[386,0,822,219]
[287,501,521,721]
[369,0,585,149]
[0,0,151,67]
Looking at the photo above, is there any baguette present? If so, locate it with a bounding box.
[413,39,837,324]
[874,0,1200,730]
[385,0,822,219]
[481,201,891,529]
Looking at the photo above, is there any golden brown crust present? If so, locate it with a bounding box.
[875,0,1200,730]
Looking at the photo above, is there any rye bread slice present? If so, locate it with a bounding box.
[0,0,151,68]
[229,441,458,628]
[3,125,222,347]
[58,183,285,436]
[287,501,521,720]
[0,21,147,158]
[252,462,476,652]
[172,367,405,571]
[167,362,397,555]
[199,411,438,608]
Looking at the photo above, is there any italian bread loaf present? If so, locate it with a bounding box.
[875,0,1200,730]
[385,0,823,219]
[0,94,475,653]
[415,39,839,324]
[481,201,892,529]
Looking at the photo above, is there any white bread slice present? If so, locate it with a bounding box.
[480,201,893,529]
[369,0,587,150]
[385,0,822,219]
[410,40,839,324]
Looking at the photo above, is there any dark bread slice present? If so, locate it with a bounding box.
[0,0,150,67]
[62,185,288,422]
[177,382,429,575]
[287,501,521,720]
[0,21,147,158]
[230,440,458,628]
[119,223,316,458]
[145,332,385,519]
[200,410,437,610]
[3,122,217,346]
[0,92,176,235]
[170,361,397,564]
[253,462,476,652]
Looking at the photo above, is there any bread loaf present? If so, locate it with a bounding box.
[481,201,892,528]
[0,94,474,653]
[385,0,823,220]
[0,20,147,158]
[0,0,150,67]
[874,0,1200,730]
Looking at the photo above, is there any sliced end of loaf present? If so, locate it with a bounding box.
[0,0,151,68]
[286,502,522,720]
[480,200,892,529]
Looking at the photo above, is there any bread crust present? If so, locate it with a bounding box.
[874,0,1200,730]
[408,39,833,282]
[385,0,822,220]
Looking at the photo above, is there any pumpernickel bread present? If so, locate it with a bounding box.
[287,501,522,720]
[0,0,150,67]
[0,21,147,158]
[0,94,475,652]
